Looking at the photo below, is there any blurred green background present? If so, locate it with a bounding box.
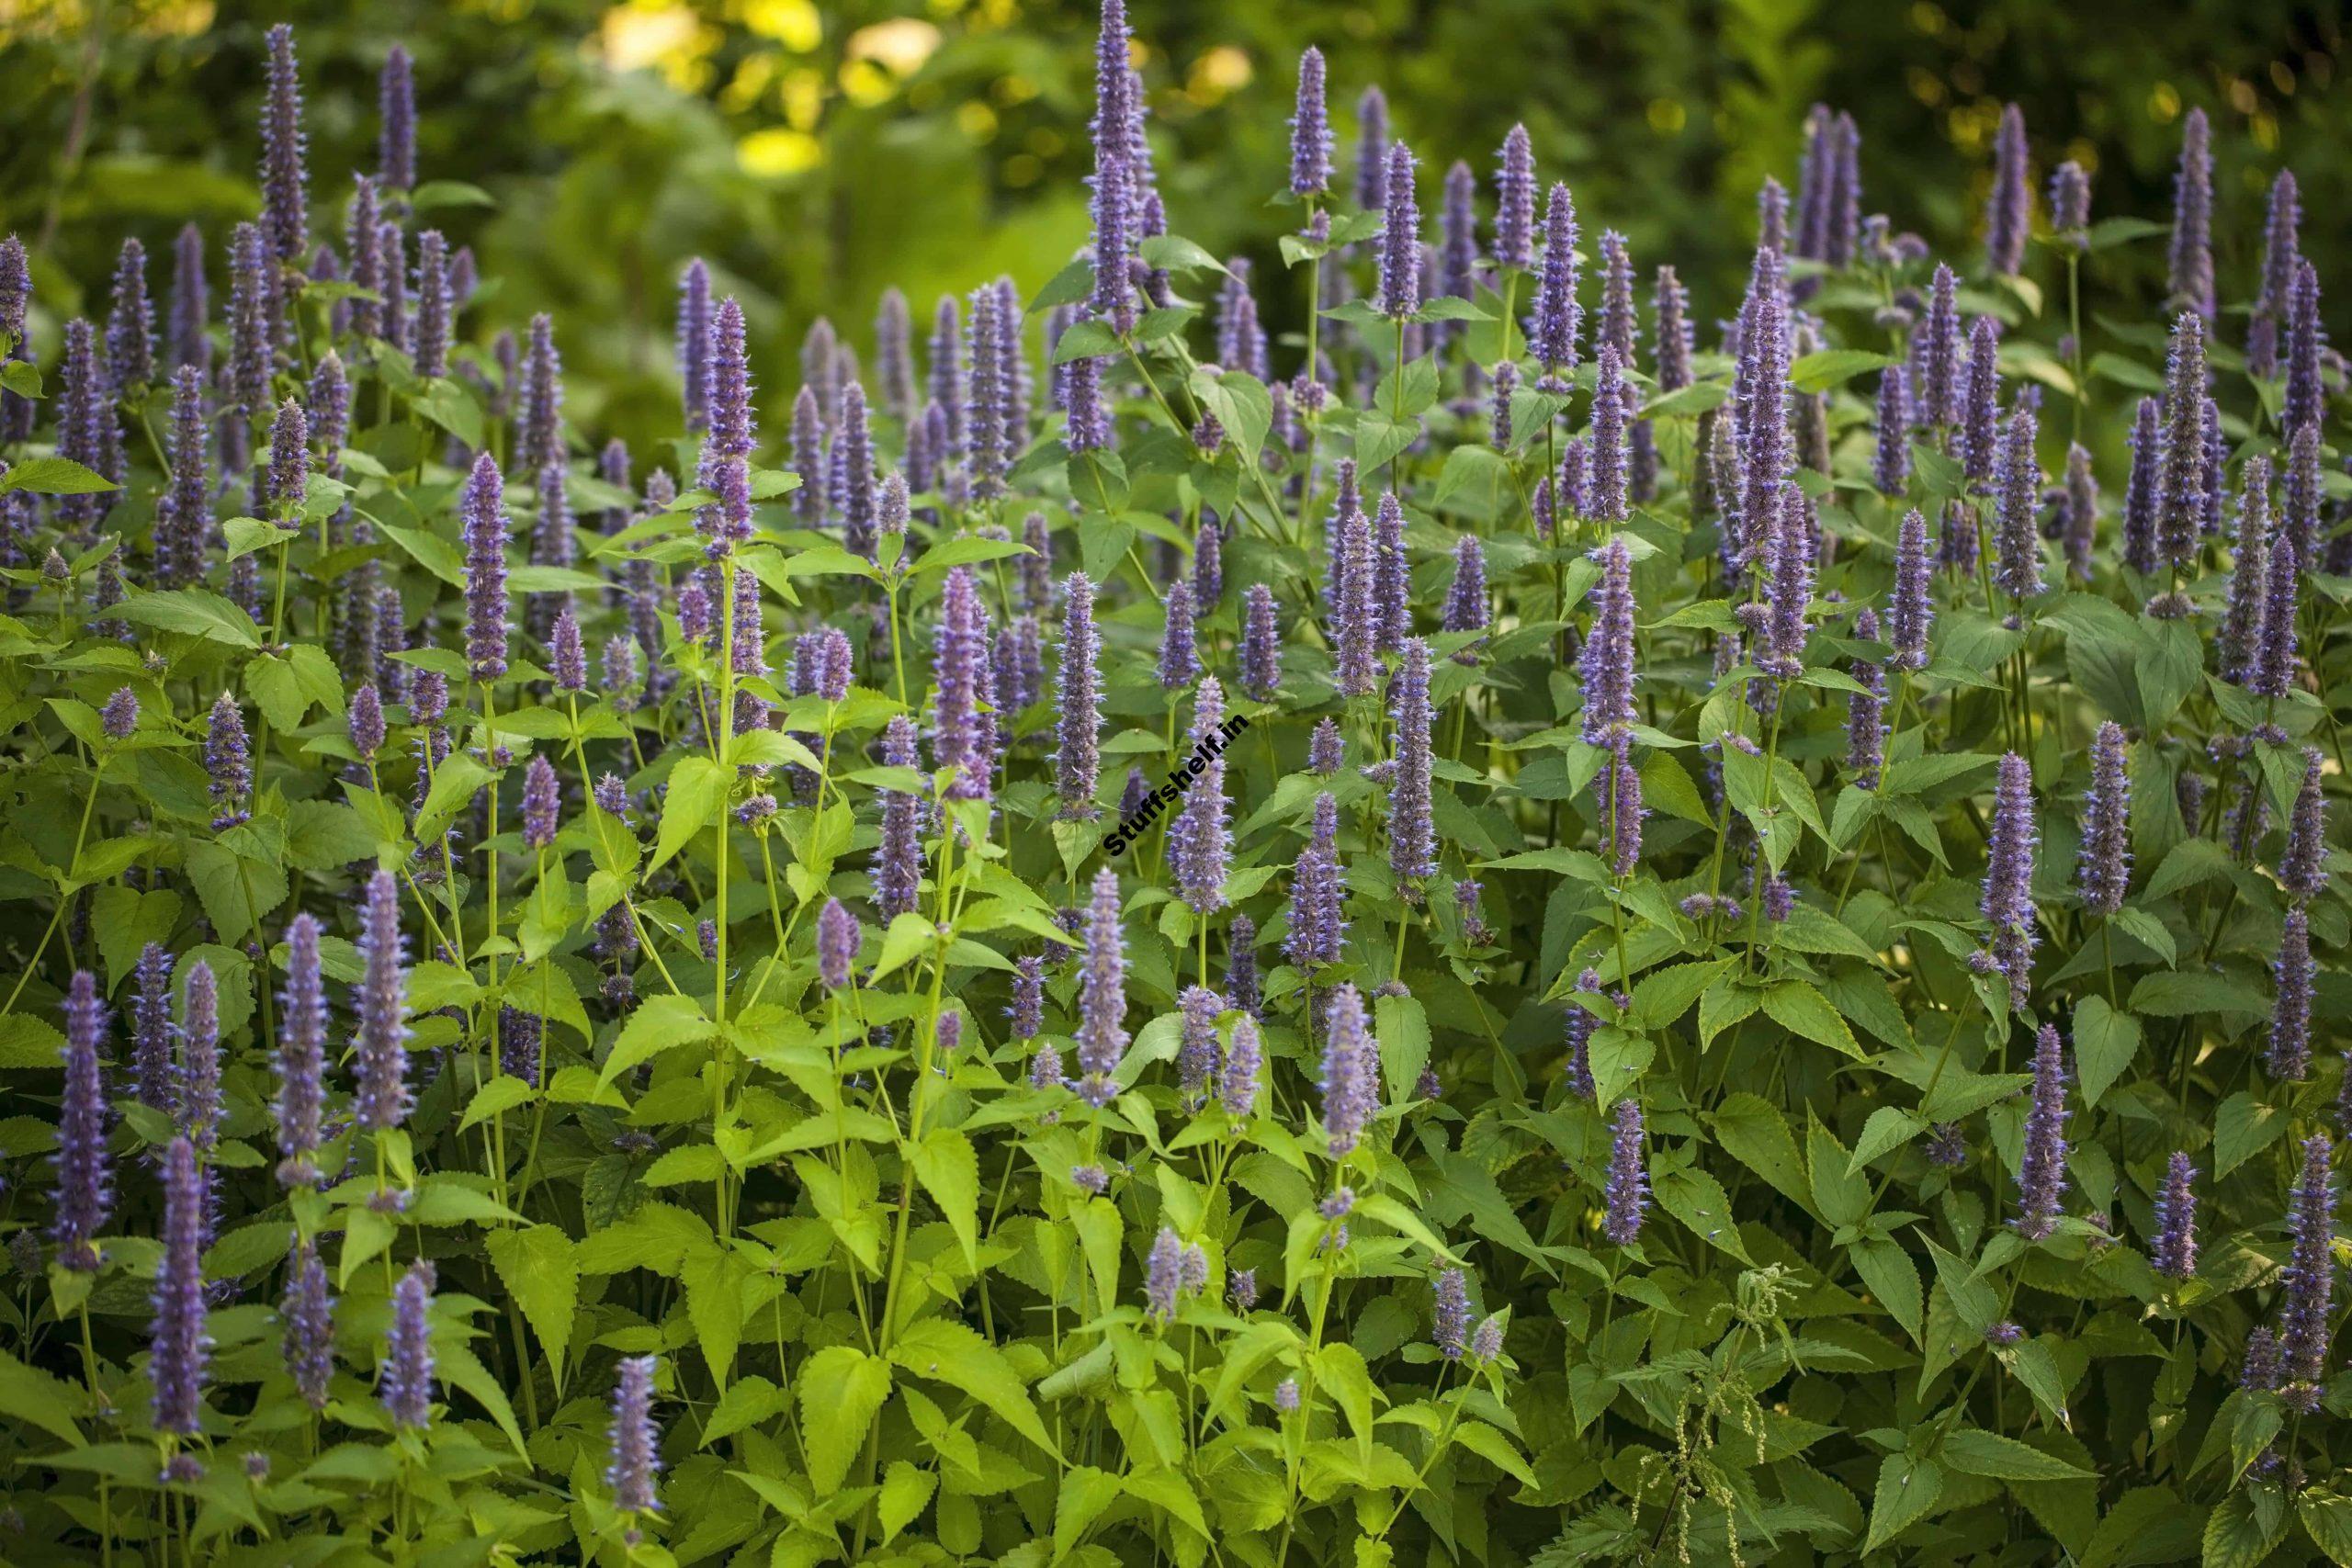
[0,0,2341,449]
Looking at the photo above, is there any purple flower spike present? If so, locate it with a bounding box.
[1433,1269,1471,1359]
[1055,573,1102,818]
[1442,535,1487,652]
[1980,753,2038,1008]
[1603,1098,1646,1245]
[1222,1014,1262,1118]
[1169,676,1232,913]
[2281,749,2328,903]
[872,716,923,919]
[167,223,208,372]
[205,691,252,831]
[1993,406,2043,603]
[1286,793,1348,971]
[1563,969,1603,1100]
[607,1355,663,1515]
[2283,261,2325,442]
[1075,866,1128,1107]
[1309,719,1343,776]
[378,43,415,189]
[2014,1024,2068,1239]
[2250,535,2301,701]
[2269,908,2313,1082]
[1289,49,1330,197]
[174,961,220,1152]
[353,869,410,1132]
[2121,397,2161,576]
[2077,722,2132,918]
[156,366,213,588]
[1353,85,1389,209]
[1494,125,1535,272]
[1601,739,1644,878]
[1175,985,1225,1106]
[1372,491,1408,652]
[260,26,310,265]
[518,313,565,479]
[2281,1134,2335,1402]
[522,754,560,852]
[277,913,328,1186]
[1530,184,1581,383]
[2166,107,2215,320]
[1889,509,1933,671]
[932,566,995,802]
[460,454,510,682]
[818,897,859,992]
[2152,1152,2197,1280]
[379,1259,435,1427]
[677,259,712,433]
[280,1239,334,1409]
[1239,583,1282,700]
[1374,141,1421,320]
[1319,984,1377,1157]
[1389,638,1436,884]
[51,971,112,1270]
[1960,316,2003,487]
[2154,312,2208,573]
[1580,537,1635,744]
[1984,103,2030,277]
[1159,576,1200,690]
[107,238,153,391]
[1872,369,1909,496]
[132,944,177,1114]
[150,1136,210,1436]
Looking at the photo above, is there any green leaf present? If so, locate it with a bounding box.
[2212,1091,2287,1181]
[600,993,716,1086]
[912,1127,980,1270]
[485,1224,578,1384]
[797,1346,892,1494]
[2300,1489,2352,1566]
[1864,1453,1943,1554]
[700,1374,789,1449]
[2203,1489,2288,1568]
[878,1460,936,1542]
[889,1317,1058,1461]
[1790,349,1898,392]
[0,1346,85,1446]
[1943,1427,2097,1482]
[1374,991,1430,1104]
[113,590,261,648]
[1762,979,1864,1058]
[1711,1094,1810,1213]
[1847,1107,1929,1174]
[2072,997,2142,1110]
[654,756,729,870]
[0,456,118,495]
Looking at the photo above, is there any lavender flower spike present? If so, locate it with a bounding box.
[1579,537,1635,744]
[206,691,252,830]
[1222,1015,1262,1118]
[1055,572,1102,818]
[931,566,994,802]
[260,26,310,264]
[1980,752,2038,1008]
[1889,508,1933,671]
[1240,583,1282,699]
[2077,722,2131,918]
[2167,107,2215,320]
[51,971,112,1270]
[379,1259,435,1427]
[379,43,415,190]
[1530,183,1581,385]
[1289,48,1330,197]
[2280,749,2328,903]
[1075,866,1128,1107]
[2281,1133,2335,1404]
[460,453,510,682]
[1374,141,1421,320]
[1388,638,1435,885]
[1432,1269,1471,1359]
[1319,984,1377,1157]
[353,868,410,1132]
[1603,1098,1646,1245]
[280,1239,334,1409]
[607,1355,663,1515]
[2269,907,2313,1082]
[150,1136,210,1437]
[1285,794,1347,971]
[1494,125,1535,272]
[277,913,329,1185]
[132,943,176,1113]
[2014,1023,2068,1240]
[1168,675,1232,914]
[2151,1152,2197,1280]
[1984,103,2030,277]
[1993,405,2043,604]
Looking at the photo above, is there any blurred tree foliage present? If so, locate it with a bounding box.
[0,0,2342,453]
